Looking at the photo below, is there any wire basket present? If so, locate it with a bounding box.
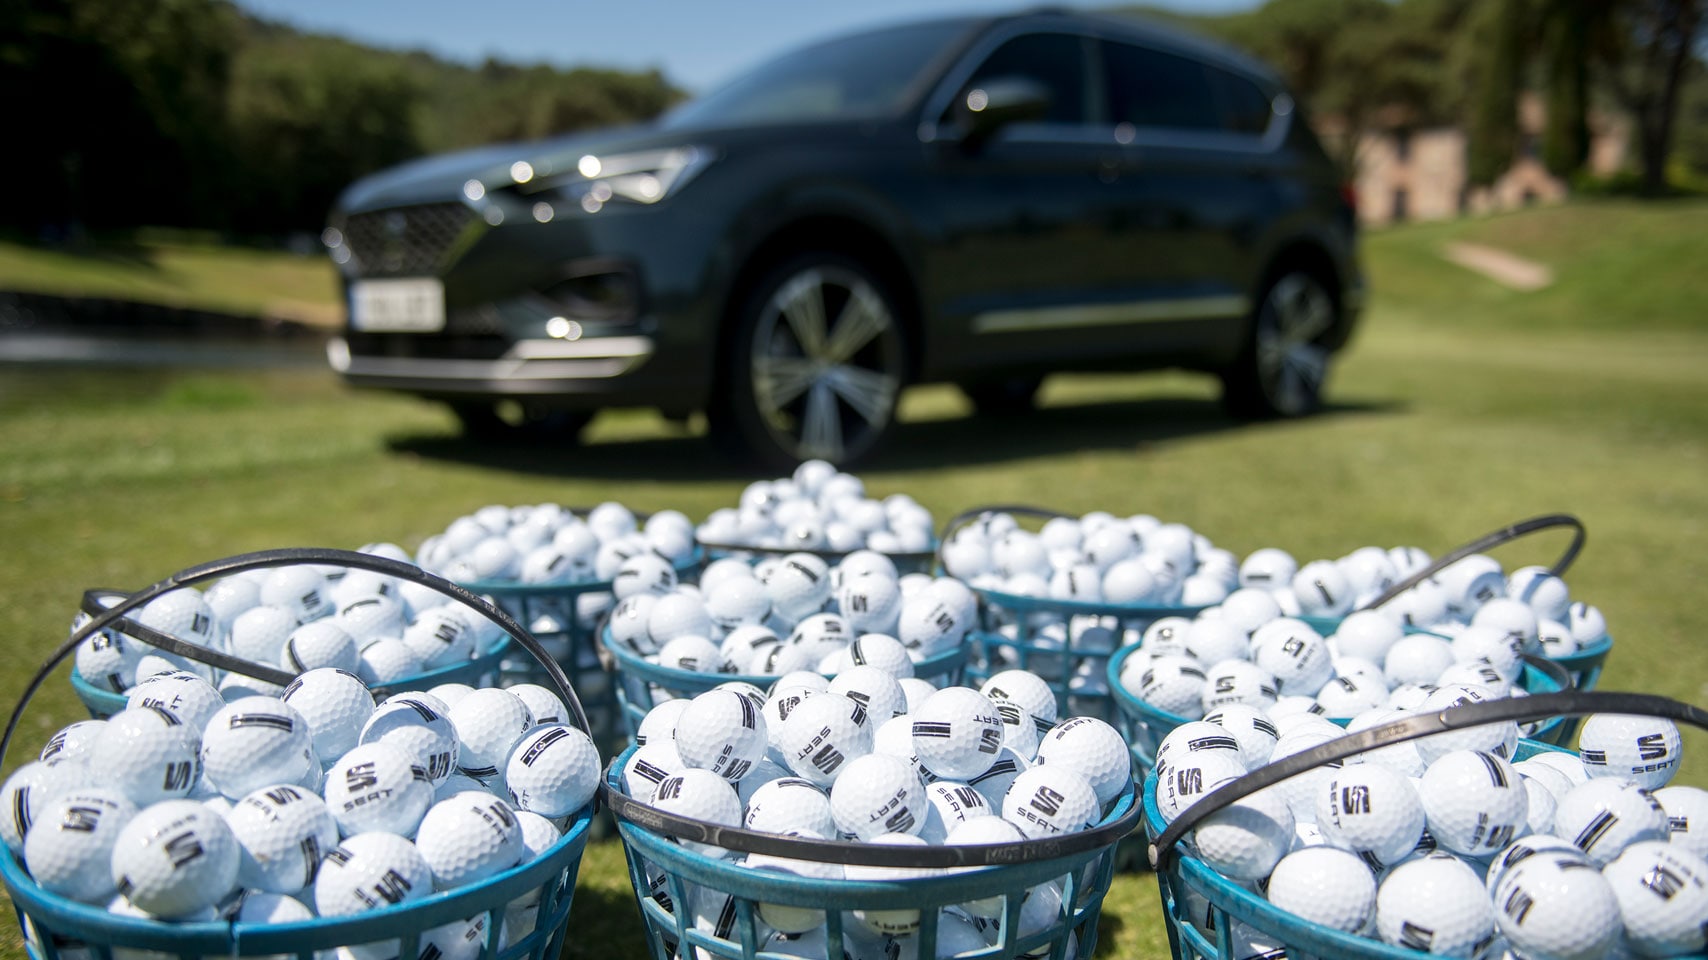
[600,623,967,748]
[461,545,702,757]
[1107,646,1576,776]
[5,547,597,960]
[602,745,1140,960]
[942,506,1209,725]
[1143,690,1708,960]
[67,589,511,721]
[694,536,938,577]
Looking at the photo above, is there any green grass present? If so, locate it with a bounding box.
[0,236,340,324]
[1,199,1706,958]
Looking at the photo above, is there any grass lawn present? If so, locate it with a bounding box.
[0,198,1705,958]
[0,235,341,326]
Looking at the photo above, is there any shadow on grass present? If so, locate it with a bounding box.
[386,396,1402,482]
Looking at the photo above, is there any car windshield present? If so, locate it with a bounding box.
[660,19,974,129]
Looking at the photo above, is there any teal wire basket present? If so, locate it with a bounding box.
[602,744,1140,960]
[1142,690,1708,960]
[7,548,598,960]
[600,622,967,748]
[68,585,511,719]
[1106,643,1575,776]
[460,546,701,757]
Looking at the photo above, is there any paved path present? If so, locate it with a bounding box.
[1441,242,1555,291]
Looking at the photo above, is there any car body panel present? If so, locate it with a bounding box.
[325,9,1362,431]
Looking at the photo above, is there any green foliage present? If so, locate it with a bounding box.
[1541,0,1592,176]
[0,0,683,237]
[1465,0,1527,186]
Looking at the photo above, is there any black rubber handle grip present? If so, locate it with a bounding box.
[5,547,591,767]
[1150,687,1708,870]
[1359,513,1586,612]
[80,589,297,688]
[600,762,1142,868]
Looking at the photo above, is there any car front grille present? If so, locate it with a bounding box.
[340,202,476,278]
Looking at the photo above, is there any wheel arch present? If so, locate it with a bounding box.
[1253,236,1352,350]
[715,214,926,387]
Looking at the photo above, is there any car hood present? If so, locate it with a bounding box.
[334,124,689,215]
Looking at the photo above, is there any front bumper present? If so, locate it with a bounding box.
[327,334,655,396]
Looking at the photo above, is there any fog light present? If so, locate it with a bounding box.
[546,317,583,340]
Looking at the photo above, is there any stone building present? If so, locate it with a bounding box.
[1332,92,1629,226]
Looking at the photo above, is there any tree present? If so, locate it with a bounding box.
[1465,0,1527,187]
[1594,0,1707,194]
[1541,0,1593,177]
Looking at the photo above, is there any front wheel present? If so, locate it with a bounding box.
[1222,270,1339,418]
[711,253,909,469]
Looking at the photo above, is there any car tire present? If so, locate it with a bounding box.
[960,376,1043,417]
[711,252,909,469]
[449,401,593,443]
[1222,268,1340,418]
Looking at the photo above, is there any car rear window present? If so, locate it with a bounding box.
[1210,66,1274,135]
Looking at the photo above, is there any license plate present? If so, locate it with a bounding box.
[350,278,446,333]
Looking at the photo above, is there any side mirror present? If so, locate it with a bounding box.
[955,76,1051,149]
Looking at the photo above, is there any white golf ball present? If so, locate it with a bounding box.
[1194,785,1293,881]
[1002,765,1099,838]
[1416,750,1528,858]
[447,688,533,780]
[415,792,524,890]
[322,742,434,837]
[1601,840,1708,958]
[1268,846,1376,932]
[200,697,317,799]
[1374,853,1494,956]
[313,831,433,917]
[1315,763,1426,870]
[1578,713,1682,790]
[22,788,136,903]
[910,688,1005,781]
[504,724,600,817]
[830,753,928,840]
[225,782,339,894]
[109,799,240,917]
[360,695,460,786]
[1490,846,1623,960]
[126,671,225,731]
[88,707,200,808]
[1553,778,1670,866]
[776,693,872,787]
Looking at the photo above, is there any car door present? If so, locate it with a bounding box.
[918,30,1131,375]
[1096,38,1286,364]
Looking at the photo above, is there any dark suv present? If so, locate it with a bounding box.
[325,9,1362,467]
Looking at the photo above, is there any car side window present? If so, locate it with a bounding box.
[1102,40,1220,133]
[961,33,1091,126]
[1209,66,1274,135]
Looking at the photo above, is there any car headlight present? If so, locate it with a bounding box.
[539,146,712,212]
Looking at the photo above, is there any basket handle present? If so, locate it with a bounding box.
[3,547,591,768]
[599,759,1142,868]
[79,589,297,688]
[1357,513,1586,613]
[1149,687,1708,870]
[934,504,1070,571]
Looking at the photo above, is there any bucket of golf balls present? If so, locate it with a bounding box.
[424,501,704,753]
[3,547,604,960]
[1229,514,1613,694]
[601,664,1144,960]
[600,550,974,745]
[694,462,939,574]
[1107,612,1577,776]
[939,506,1238,723]
[1142,689,1708,960]
[68,560,513,721]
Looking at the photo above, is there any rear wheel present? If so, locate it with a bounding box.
[448,401,593,443]
[711,253,908,469]
[960,376,1043,417]
[1222,270,1339,418]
